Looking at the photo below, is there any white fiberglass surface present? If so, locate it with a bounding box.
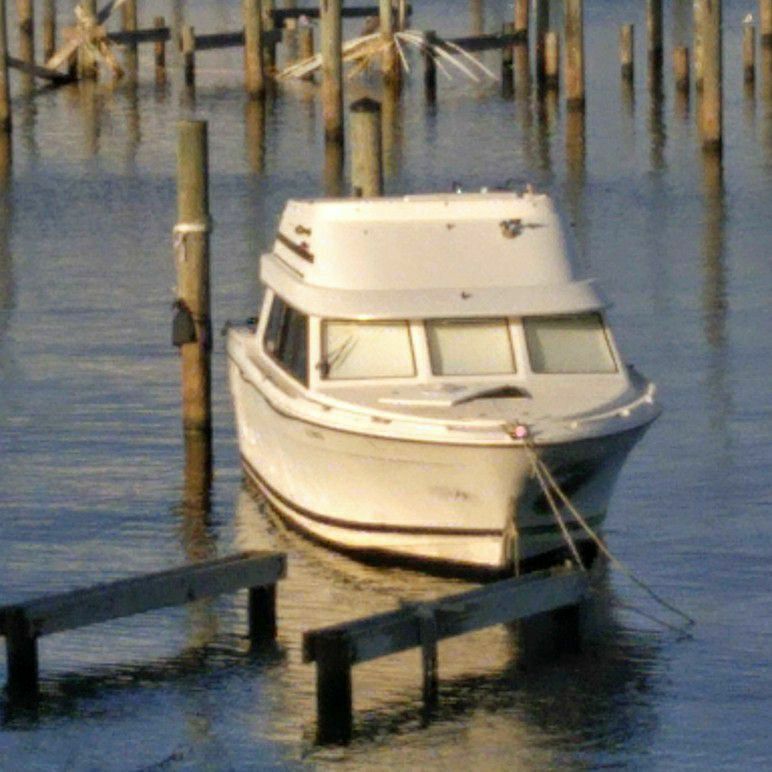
[426,319,516,375]
[323,320,416,379]
[524,314,617,374]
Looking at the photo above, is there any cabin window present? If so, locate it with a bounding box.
[263,295,308,384]
[321,320,416,380]
[524,313,617,373]
[426,319,516,375]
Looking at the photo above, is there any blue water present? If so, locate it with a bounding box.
[1,0,770,768]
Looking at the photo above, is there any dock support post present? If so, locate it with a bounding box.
[244,0,266,98]
[619,24,634,83]
[534,0,549,89]
[182,25,196,89]
[380,0,399,84]
[321,0,344,146]
[17,0,34,90]
[0,0,11,133]
[175,121,212,443]
[744,23,756,84]
[673,45,690,93]
[248,584,277,645]
[298,23,314,80]
[647,0,663,68]
[699,0,722,153]
[502,21,515,96]
[693,0,705,91]
[544,29,559,91]
[78,0,98,80]
[418,608,438,718]
[424,30,438,104]
[262,0,276,72]
[5,609,39,700]
[42,0,56,62]
[514,0,529,42]
[315,633,353,745]
[397,0,408,31]
[350,97,383,198]
[122,0,138,79]
[154,16,167,86]
[565,0,585,110]
[762,0,772,46]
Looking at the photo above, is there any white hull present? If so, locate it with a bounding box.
[229,355,648,574]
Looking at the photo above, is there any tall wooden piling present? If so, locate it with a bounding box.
[514,0,529,42]
[744,23,756,84]
[502,21,515,96]
[647,0,663,67]
[380,0,399,84]
[673,45,690,93]
[693,0,705,91]
[761,0,772,45]
[0,0,10,133]
[565,0,585,110]
[321,0,344,145]
[122,0,139,79]
[298,23,314,80]
[350,97,383,198]
[175,121,212,440]
[619,24,634,83]
[544,30,559,91]
[182,24,196,89]
[699,0,722,152]
[397,0,408,31]
[262,0,277,72]
[423,30,438,104]
[78,0,98,80]
[244,0,266,98]
[154,16,167,86]
[17,0,34,91]
[535,0,549,88]
[42,0,55,62]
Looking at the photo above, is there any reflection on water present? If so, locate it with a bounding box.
[648,59,666,171]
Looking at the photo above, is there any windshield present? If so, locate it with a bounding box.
[426,319,516,376]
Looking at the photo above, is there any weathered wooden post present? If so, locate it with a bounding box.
[501,21,515,96]
[182,24,196,89]
[744,22,756,84]
[693,0,705,91]
[262,0,277,72]
[397,0,408,31]
[535,0,549,89]
[350,97,383,198]
[0,0,11,134]
[244,0,266,98]
[315,632,353,745]
[619,24,634,83]
[699,0,722,153]
[380,0,399,84]
[245,97,266,174]
[43,0,56,62]
[5,609,39,701]
[78,0,98,80]
[321,0,344,146]
[122,0,139,79]
[298,22,314,80]
[565,0,585,110]
[248,584,277,645]
[17,0,34,62]
[514,0,529,42]
[762,0,772,46]
[673,45,690,93]
[545,29,559,91]
[154,16,167,86]
[175,121,212,442]
[424,30,438,103]
[418,608,438,718]
[647,0,663,68]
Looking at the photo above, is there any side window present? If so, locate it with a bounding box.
[263,295,308,385]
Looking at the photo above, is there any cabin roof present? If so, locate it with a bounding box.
[262,191,607,318]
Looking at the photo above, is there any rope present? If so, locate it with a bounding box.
[514,429,695,630]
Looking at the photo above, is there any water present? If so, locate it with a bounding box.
[1,0,770,768]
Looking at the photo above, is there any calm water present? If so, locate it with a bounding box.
[1,0,770,768]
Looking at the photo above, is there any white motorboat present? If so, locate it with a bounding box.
[226,190,660,576]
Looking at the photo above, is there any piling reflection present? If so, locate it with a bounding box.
[0,176,13,358]
[124,81,141,169]
[78,81,103,158]
[648,59,666,170]
[323,140,344,197]
[234,487,661,756]
[381,79,403,179]
[245,97,266,175]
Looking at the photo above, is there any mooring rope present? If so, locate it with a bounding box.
[509,426,696,630]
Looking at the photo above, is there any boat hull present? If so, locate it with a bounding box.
[229,359,650,575]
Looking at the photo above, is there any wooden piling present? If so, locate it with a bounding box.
[244,0,266,98]
[502,21,515,96]
[619,24,634,83]
[744,23,756,84]
[122,0,139,79]
[17,0,34,91]
[154,16,167,86]
[182,24,196,89]
[0,0,10,133]
[42,0,56,62]
[514,0,529,42]
[699,0,722,152]
[315,632,353,745]
[693,0,704,91]
[673,45,690,93]
[544,30,559,91]
[647,0,663,67]
[350,97,383,198]
[397,0,408,31]
[380,0,399,84]
[418,608,438,717]
[78,0,98,80]
[424,30,438,103]
[565,0,585,110]
[298,23,314,80]
[262,0,277,71]
[321,0,344,145]
[762,0,772,46]
[535,0,549,87]
[175,121,212,438]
